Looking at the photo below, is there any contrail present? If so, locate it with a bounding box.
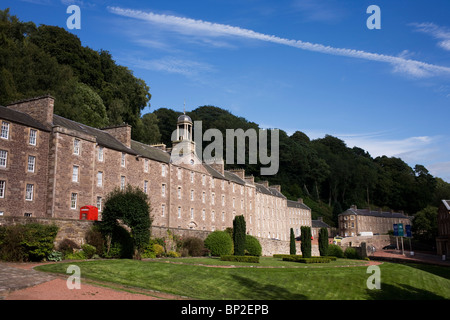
[108,6,450,78]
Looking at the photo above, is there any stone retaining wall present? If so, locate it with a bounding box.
[0,217,320,257]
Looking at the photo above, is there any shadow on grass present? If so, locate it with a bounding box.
[366,283,447,300]
[231,274,307,300]
[404,263,450,280]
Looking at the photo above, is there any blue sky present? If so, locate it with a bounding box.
[4,0,450,181]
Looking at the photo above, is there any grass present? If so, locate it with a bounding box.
[36,257,450,300]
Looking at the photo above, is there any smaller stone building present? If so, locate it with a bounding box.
[338,205,411,237]
[436,200,450,258]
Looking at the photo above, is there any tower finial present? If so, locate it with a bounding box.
[183,99,186,114]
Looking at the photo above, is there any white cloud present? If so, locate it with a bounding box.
[410,22,450,52]
[107,6,450,78]
[121,56,215,77]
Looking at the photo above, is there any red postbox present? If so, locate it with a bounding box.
[80,205,98,221]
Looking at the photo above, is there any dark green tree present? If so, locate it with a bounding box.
[289,228,296,255]
[233,215,246,256]
[318,227,329,256]
[300,226,312,258]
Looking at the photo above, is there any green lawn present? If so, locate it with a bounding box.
[36,257,450,300]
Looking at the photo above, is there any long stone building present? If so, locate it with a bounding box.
[0,95,311,243]
[338,205,411,237]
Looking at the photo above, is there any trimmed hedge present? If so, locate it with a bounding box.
[204,231,233,256]
[245,235,262,257]
[220,255,260,263]
[283,256,331,264]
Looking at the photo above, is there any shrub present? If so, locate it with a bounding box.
[273,254,302,260]
[0,223,58,262]
[344,247,360,259]
[245,235,262,257]
[204,231,233,256]
[300,226,312,258]
[318,227,329,256]
[85,225,104,255]
[182,237,205,257]
[47,250,63,262]
[282,256,331,263]
[81,244,96,259]
[153,244,165,257]
[233,215,246,256]
[327,244,344,258]
[290,228,296,255]
[100,185,152,259]
[58,238,80,255]
[167,250,180,258]
[220,255,259,263]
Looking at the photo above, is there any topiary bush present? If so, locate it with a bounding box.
[204,231,233,256]
[245,235,262,257]
[220,255,259,263]
[327,244,344,258]
[344,247,360,259]
[233,215,246,256]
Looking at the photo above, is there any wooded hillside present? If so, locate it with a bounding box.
[1,9,449,227]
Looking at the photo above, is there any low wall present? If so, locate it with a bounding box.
[0,217,320,257]
[0,216,94,246]
[340,235,391,250]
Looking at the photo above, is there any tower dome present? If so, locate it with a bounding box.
[177,114,192,123]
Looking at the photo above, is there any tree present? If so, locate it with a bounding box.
[318,227,329,256]
[300,226,312,258]
[233,215,246,256]
[289,228,296,255]
[412,206,438,244]
[100,185,152,259]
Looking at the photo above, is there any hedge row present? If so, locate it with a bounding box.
[282,256,332,263]
[220,255,260,263]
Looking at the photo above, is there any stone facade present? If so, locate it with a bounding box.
[436,200,450,258]
[338,205,411,237]
[0,96,313,253]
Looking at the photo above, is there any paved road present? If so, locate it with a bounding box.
[0,263,56,298]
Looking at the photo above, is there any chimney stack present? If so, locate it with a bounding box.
[102,124,132,148]
[7,95,54,128]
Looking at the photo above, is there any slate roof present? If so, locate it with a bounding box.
[0,105,51,132]
[255,183,286,199]
[312,220,330,229]
[53,115,138,155]
[130,140,170,163]
[340,208,410,219]
[286,199,311,210]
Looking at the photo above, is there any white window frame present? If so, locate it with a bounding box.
[161,204,166,217]
[121,153,126,167]
[162,184,166,197]
[97,171,103,187]
[144,159,149,172]
[144,180,148,193]
[25,184,34,201]
[0,150,7,168]
[98,146,104,162]
[71,193,77,209]
[27,155,35,172]
[29,129,37,145]
[73,139,80,155]
[0,180,5,198]
[120,176,126,190]
[72,165,79,182]
[1,122,9,139]
[97,196,102,212]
